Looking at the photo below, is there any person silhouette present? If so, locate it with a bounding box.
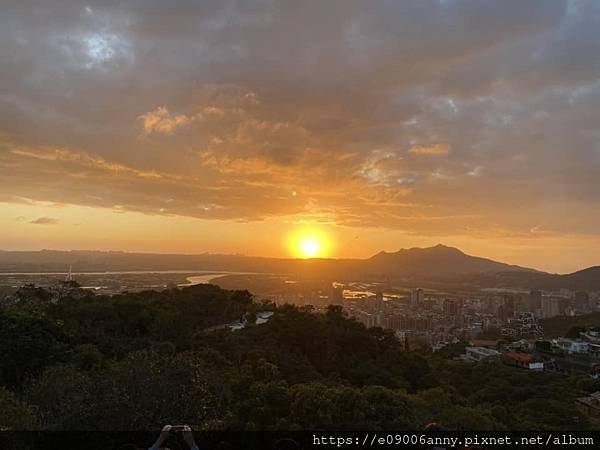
[273,438,301,450]
[119,425,199,450]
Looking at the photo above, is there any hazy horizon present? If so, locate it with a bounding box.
[2,1,600,273]
[0,242,596,275]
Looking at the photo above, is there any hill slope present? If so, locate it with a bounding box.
[365,244,535,277]
[0,245,538,279]
[474,265,600,291]
[9,245,600,290]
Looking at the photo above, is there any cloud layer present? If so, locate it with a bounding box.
[1,0,600,241]
[29,217,59,225]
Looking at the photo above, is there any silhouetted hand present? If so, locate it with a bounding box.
[182,425,197,449]
[158,425,173,445]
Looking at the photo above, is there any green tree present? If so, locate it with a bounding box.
[0,387,37,430]
[0,311,70,388]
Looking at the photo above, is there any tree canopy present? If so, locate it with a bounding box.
[0,284,596,430]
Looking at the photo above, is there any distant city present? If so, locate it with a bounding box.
[2,251,600,377]
[4,245,600,424]
[5,0,600,436]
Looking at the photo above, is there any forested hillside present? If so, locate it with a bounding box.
[0,284,596,430]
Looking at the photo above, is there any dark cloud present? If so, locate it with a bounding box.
[1,0,599,238]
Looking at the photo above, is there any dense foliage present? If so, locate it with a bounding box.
[542,312,600,338]
[0,284,597,430]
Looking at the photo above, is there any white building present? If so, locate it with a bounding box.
[464,346,501,362]
[554,338,589,354]
[582,328,600,344]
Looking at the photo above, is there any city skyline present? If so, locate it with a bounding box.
[2,1,600,273]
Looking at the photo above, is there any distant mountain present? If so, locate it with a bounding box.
[0,244,535,275]
[474,265,600,291]
[365,244,536,277]
[3,245,600,290]
[560,266,600,290]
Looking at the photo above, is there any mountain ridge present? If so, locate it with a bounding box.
[2,245,600,289]
[367,244,538,276]
[0,243,539,275]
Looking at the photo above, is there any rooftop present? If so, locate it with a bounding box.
[467,346,500,356]
[504,352,540,363]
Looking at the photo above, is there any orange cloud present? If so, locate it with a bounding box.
[138,107,192,135]
[408,143,450,156]
[29,217,59,225]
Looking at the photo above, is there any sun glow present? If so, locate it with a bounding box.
[288,228,331,259]
[299,236,322,258]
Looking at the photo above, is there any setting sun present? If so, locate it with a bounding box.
[287,228,332,259]
[299,236,322,258]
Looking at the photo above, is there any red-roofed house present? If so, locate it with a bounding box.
[504,352,544,371]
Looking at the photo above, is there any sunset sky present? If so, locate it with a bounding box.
[2,1,600,273]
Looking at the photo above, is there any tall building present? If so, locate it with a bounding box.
[502,295,515,319]
[495,295,515,323]
[575,291,590,311]
[388,315,403,331]
[329,284,344,305]
[516,295,530,313]
[530,290,542,311]
[375,291,384,313]
[414,316,430,331]
[410,288,424,307]
[497,304,507,323]
[443,298,458,316]
[542,296,560,318]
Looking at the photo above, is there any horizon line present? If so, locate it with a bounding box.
[0,244,588,275]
